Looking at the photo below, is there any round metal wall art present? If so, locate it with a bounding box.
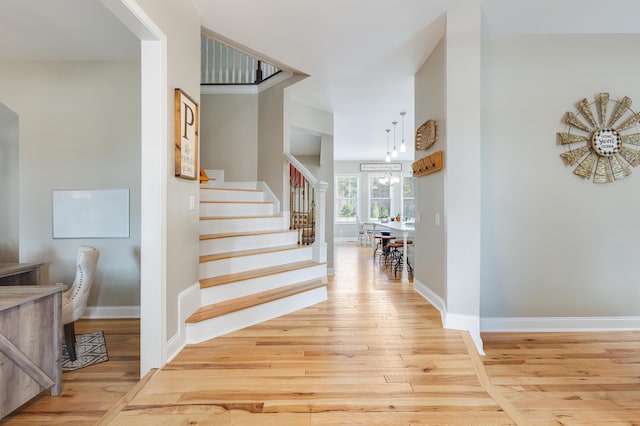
[558,93,640,183]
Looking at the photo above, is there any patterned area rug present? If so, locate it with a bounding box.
[61,330,109,372]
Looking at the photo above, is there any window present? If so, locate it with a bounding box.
[402,175,415,220]
[335,175,359,223]
[369,175,391,220]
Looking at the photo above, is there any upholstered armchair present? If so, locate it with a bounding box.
[61,246,99,361]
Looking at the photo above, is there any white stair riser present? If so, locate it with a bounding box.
[186,286,328,344]
[200,202,274,217]
[200,247,313,278]
[200,217,285,234]
[200,232,298,255]
[200,264,327,305]
[203,181,258,190]
[200,189,264,202]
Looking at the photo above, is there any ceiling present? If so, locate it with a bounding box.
[5,0,635,162]
[0,0,455,162]
[194,0,456,162]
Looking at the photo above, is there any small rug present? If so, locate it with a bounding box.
[61,330,109,372]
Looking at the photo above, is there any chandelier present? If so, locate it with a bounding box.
[378,171,400,186]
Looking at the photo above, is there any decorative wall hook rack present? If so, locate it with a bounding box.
[412,150,443,177]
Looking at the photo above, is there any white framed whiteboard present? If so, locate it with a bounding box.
[52,189,130,239]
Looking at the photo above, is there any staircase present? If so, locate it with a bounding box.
[185,173,327,344]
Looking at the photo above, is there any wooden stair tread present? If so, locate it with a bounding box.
[200,244,304,263]
[200,187,263,193]
[200,260,323,288]
[186,279,325,323]
[200,215,280,220]
[200,229,296,241]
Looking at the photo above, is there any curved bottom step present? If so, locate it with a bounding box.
[186,280,327,344]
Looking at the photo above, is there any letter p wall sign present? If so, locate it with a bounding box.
[174,88,199,180]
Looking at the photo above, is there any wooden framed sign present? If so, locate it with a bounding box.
[360,163,402,172]
[174,88,199,179]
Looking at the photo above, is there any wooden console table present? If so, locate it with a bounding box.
[0,285,65,419]
[0,262,44,286]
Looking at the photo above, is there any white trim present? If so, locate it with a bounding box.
[334,237,357,243]
[200,71,293,95]
[413,278,484,355]
[413,278,445,324]
[481,316,640,333]
[445,312,484,355]
[165,332,182,364]
[165,282,201,363]
[257,181,280,213]
[103,0,168,378]
[83,306,140,318]
[326,267,335,276]
[201,84,257,95]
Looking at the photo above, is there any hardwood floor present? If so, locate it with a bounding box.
[2,319,139,425]
[5,243,640,424]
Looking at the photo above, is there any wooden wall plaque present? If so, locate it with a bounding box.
[415,120,436,150]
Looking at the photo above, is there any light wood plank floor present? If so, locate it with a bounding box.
[5,243,640,425]
[3,318,139,425]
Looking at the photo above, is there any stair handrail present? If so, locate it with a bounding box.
[285,152,319,187]
[285,153,327,264]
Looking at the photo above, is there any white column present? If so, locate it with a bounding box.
[312,181,328,266]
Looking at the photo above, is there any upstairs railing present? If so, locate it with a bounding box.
[285,153,328,264]
[201,34,281,85]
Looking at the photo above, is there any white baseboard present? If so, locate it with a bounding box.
[481,316,640,332]
[413,278,445,324]
[413,278,483,355]
[334,237,357,243]
[166,282,201,363]
[445,312,483,355]
[83,306,140,318]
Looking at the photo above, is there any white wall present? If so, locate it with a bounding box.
[258,76,306,204]
[0,61,141,308]
[134,0,202,340]
[481,33,640,318]
[414,37,446,300]
[200,94,258,182]
[0,103,19,262]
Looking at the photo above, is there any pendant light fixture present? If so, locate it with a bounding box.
[400,111,407,153]
[391,121,398,158]
[385,129,391,162]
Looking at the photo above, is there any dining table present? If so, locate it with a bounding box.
[365,220,415,283]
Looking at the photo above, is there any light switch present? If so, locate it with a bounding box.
[189,195,195,210]
[435,213,440,226]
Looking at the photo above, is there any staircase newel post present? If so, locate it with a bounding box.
[312,181,328,266]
